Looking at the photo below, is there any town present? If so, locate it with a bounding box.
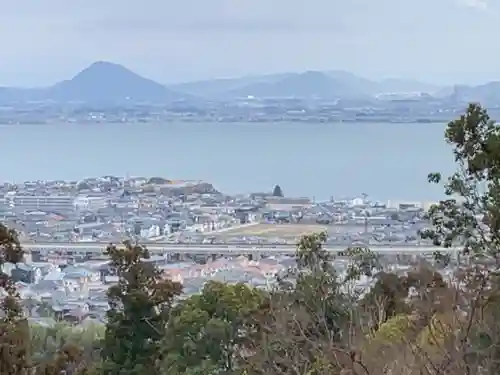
[0,175,446,326]
[1,98,496,125]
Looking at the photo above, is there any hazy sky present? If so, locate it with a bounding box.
[1,0,498,86]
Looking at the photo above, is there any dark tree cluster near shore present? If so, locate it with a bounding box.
[3,103,500,375]
[272,185,284,197]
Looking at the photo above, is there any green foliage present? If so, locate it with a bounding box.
[291,232,353,340]
[366,314,419,352]
[419,103,500,373]
[30,322,104,363]
[101,241,182,375]
[341,245,381,280]
[360,272,412,330]
[422,103,500,257]
[163,281,266,375]
[0,223,30,375]
[242,233,381,375]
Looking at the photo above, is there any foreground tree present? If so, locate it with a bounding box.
[0,223,30,375]
[243,233,378,375]
[101,241,182,375]
[419,103,500,374]
[163,281,267,375]
[30,322,104,366]
[37,343,85,375]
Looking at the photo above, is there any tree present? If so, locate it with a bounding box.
[30,322,104,365]
[360,271,412,331]
[420,103,500,374]
[163,281,267,375]
[101,241,182,375]
[243,233,377,375]
[362,313,421,370]
[272,185,284,197]
[359,264,456,375]
[36,343,86,375]
[0,223,30,375]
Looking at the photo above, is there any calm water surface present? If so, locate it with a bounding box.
[1,122,454,201]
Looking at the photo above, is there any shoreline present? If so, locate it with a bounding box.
[0,119,450,126]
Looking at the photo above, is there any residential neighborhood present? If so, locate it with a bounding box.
[0,176,438,327]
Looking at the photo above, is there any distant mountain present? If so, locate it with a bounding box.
[323,71,440,95]
[47,61,181,103]
[0,63,451,104]
[324,70,376,94]
[171,70,441,100]
[448,82,500,105]
[225,71,368,100]
[171,71,363,100]
[375,78,441,94]
[168,73,293,98]
[0,87,40,102]
[0,61,192,104]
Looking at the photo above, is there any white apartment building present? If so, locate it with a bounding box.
[11,195,74,212]
[73,196,108,210]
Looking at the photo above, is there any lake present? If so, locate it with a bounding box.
[1,122,454,201]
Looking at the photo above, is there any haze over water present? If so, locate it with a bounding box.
[3,122,454,201]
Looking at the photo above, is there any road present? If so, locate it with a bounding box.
[19,242,457,255]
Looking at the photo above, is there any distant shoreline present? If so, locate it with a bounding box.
[0,119,450,126]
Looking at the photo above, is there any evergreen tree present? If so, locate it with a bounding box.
[101,241,182,375]
[272,185,284,197]
[0,223,30,375]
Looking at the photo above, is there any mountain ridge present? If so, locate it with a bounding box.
[169,70,442,99]
[449,81,500,105]
[223,70,368,100]
[0,61,497,104]
[0,61,192,104]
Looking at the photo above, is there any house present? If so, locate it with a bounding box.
[5,263,43,284]
[74,222,108,235]
[140,224,161,239]
[52,302,91,323]
[63,265,99,282]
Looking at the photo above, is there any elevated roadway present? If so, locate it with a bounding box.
[19,242,457,256]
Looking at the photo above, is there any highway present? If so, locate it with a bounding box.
[18,242,457,256]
